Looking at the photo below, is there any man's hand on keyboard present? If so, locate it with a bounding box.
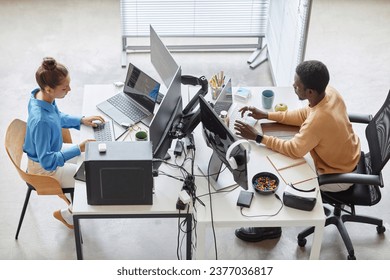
[238,106,268,120]
[81,115,106,127]
[234,120,260,141]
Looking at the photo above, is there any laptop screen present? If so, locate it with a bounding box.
[123,63,161,113]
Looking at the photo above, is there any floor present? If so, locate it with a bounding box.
[0,0,389,260]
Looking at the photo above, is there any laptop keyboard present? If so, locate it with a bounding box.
[93,121,114,141]
[107,94,147,122]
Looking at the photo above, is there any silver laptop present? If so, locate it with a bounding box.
[97,63,160,127]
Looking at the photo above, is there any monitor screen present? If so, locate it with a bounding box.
[198,95,248,190]
[123,63,160,113]
[149,66,183,170]
[150,25,179,88]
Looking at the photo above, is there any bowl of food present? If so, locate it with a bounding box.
[252,172,279,194]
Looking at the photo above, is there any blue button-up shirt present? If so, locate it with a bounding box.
[23,88,82,171]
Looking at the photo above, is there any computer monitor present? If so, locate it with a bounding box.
[150,25,179,88]
[149,66,183,170]
[198,95,248,191]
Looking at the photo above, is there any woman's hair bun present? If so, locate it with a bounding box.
[42,57,57,71]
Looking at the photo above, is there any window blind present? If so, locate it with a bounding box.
[120,0,270,37]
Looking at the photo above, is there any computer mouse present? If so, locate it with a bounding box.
[113,81,124,87]
[92,120,104,128]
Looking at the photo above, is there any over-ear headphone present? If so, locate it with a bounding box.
[225,139,251,170]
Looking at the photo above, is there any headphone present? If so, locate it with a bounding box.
[226,139,251,170]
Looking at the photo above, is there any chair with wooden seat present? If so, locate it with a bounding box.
[4,118,75,239]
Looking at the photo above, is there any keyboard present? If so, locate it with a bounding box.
[93,121,114,141]
[229,109,257,131]
[107,94,148,122]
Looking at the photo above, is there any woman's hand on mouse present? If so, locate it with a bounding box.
[81,116,105,127]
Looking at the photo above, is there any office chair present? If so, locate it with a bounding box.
[4,119,74,239]
[297,90,390,260]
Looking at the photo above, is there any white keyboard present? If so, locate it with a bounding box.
[229,109,257,131]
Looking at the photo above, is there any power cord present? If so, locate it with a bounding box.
[239,193,284,218]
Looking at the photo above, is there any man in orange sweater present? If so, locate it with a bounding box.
[233,60,361,242]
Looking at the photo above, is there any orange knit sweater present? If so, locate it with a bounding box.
[263,87,361,174]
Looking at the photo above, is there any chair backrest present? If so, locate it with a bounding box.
[4,119,70,203]
[366,90,390,175]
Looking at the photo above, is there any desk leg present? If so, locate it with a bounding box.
[186,214,192,260]
[309,222,324,260]
[195,222,206,260]
[73,216,83,260]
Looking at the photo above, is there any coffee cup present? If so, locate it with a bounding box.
[261,89,275,109]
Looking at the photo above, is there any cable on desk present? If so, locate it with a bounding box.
[239,193,284,218]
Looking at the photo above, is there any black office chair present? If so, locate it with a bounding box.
[297,90,390,260]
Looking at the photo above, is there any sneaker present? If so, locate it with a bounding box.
[235,227,282,242]
[53,210,74,229]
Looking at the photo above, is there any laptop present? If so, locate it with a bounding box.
[96,63,161,127]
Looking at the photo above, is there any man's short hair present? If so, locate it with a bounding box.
[296,60,329,93]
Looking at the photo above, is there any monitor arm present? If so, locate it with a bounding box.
[172,75,208,138]
[181,75,208,115]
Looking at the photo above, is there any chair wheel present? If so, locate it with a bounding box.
[347,254,356,260]
[298,238,307,247]
[377,225,386,234]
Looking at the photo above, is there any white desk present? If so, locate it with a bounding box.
[73,84,325,260]
[193,135,325,260]
[72,85,191,260]
[193,86,324,260]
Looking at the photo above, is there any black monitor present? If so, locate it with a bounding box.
[149,67,183,170]
[198,95,248,190]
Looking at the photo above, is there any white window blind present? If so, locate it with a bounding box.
[120,0,270,37]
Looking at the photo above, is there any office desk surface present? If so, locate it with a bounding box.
[192,123,324,260]
[75,84,325,260]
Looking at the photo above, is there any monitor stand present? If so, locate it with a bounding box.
[197,151,236,191]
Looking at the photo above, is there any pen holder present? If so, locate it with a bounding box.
[210,86,222,100]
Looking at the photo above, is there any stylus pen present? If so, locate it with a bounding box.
[115,127,130,141]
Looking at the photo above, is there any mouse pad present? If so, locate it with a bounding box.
[260,123,299,140]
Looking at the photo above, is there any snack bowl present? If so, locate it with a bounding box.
[252,172,279,194]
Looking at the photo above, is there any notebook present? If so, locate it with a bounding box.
[96,63,161,127]
[267,153,317,185]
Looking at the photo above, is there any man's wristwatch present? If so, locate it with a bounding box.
[255,134,263,144]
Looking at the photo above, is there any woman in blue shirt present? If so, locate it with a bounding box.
[24,57,104,229]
